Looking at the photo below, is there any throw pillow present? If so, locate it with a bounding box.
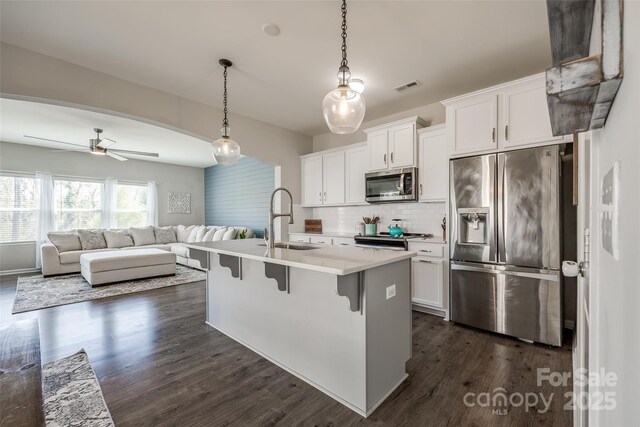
[154,226,177,244]
[186,225,205,243]
[211,228,227,241]
[77,229,108,250]
[130,226,156,246]
[176,225,196,243]
[47,232,81,253]
[103,230,134,248]
[222,228,237,240]
[194,226,208,242]
[202,227,218,242]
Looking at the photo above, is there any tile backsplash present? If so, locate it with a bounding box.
[309,202,447,236]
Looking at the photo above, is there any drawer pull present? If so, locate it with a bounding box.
[418,260,434,264]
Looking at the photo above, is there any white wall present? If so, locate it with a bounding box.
[0,43,313,203]
[588,2,639,425]
[0,141,205,272]
[312,102,445,152]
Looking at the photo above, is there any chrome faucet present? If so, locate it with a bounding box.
[267,187,294,249]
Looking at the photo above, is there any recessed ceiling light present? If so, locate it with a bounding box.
[262,23,280,36]
[349,78,365,94]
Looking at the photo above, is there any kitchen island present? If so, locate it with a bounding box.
[184,238,414,417]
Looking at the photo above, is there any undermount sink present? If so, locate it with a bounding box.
[257,242,318,251]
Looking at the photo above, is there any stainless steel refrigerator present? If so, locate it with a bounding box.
[449,145,562,346]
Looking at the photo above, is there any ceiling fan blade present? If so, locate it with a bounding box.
[48,148,88,153]
[106,151,128,161]
[98,137,118,148]
[24,135,86,148]
[109,148,159,157]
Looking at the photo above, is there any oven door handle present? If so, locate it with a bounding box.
[399,173,405,195]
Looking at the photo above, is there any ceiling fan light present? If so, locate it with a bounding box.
[211,136,241,165]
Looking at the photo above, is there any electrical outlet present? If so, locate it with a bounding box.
[386,284,396,300]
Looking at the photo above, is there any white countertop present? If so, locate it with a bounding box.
[184,238,415,276]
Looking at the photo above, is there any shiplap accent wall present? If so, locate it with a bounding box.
[204,156,275,236]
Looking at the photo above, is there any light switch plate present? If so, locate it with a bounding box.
[600,161,620,259]
[386,284,396,300]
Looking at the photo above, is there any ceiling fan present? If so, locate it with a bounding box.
[24,128,159,161]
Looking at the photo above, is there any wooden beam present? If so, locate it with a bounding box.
[547,0,596,65]
[545,0,624,135]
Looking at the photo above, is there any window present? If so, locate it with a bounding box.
[115,183,147,228]
[0,174,40,242]
[54,179,102,230]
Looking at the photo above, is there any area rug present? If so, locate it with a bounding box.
[43,349,114,427]
[13,265,205,314]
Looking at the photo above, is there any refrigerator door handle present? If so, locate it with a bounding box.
[451,262,560,281]
[497,153,506,264]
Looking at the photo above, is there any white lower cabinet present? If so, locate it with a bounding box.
[408,241,448,317]
[290,235,311,243]
[309,236,332,245]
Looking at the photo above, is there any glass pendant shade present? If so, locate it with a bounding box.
[322,84,366,134]
[211,135,241,165]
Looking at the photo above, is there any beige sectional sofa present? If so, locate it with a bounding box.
[41,225,253,277]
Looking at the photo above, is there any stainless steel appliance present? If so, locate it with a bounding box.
[450,146,562,346]
[355,232,431,251]
[365,167,417,203]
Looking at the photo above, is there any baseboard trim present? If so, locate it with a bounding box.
[0,267,40,277]
[412,303,448,320]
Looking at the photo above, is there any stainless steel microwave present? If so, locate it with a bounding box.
[365,167,418,203]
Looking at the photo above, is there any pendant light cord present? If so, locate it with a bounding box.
[340,0,348,69]
[222,65,229,129]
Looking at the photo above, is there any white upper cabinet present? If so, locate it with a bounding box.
[447,93,498,157]
[500,76,565,149]
[368,129,388,171]
[442,73,570,158]
[344,145,368,205]
[418,124,448,202]
[322,151,345,205]
[364,116,426,171]
[301,143,366,207]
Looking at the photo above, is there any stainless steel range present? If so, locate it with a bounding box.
[355,232,433,251]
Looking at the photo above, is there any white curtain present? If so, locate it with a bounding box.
[102,178,118,229]
[147,181,158,226]
[35,172,54,269]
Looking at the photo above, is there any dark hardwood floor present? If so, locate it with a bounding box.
[1,274,572,426]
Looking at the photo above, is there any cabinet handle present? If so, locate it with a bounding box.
[418,259,434,263]
[319,192,322,202]
[390,152,394,163]
[505,125,509,141]
[383,153,387,165]
[323,192,327,201]
[339,243,349,246]
[419,249,432,253]
[492,128,496,142]
[419,184,423,195]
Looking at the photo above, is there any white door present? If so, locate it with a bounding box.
[419,129,448,202]
[368,129,389,171]
[322,151,345,205]
[501,80,563,149]
[302,155,323,206]
[449,93,498,156]
[411,258,444,308]
[388,122,415,168]
[345,145,368,204]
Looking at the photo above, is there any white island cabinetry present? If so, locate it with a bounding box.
[185,239,414,417]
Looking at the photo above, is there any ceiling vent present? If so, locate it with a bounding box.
[394,80,422,92]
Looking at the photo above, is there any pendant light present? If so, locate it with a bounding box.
[322,0,365,134]
[211,59,241,165]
